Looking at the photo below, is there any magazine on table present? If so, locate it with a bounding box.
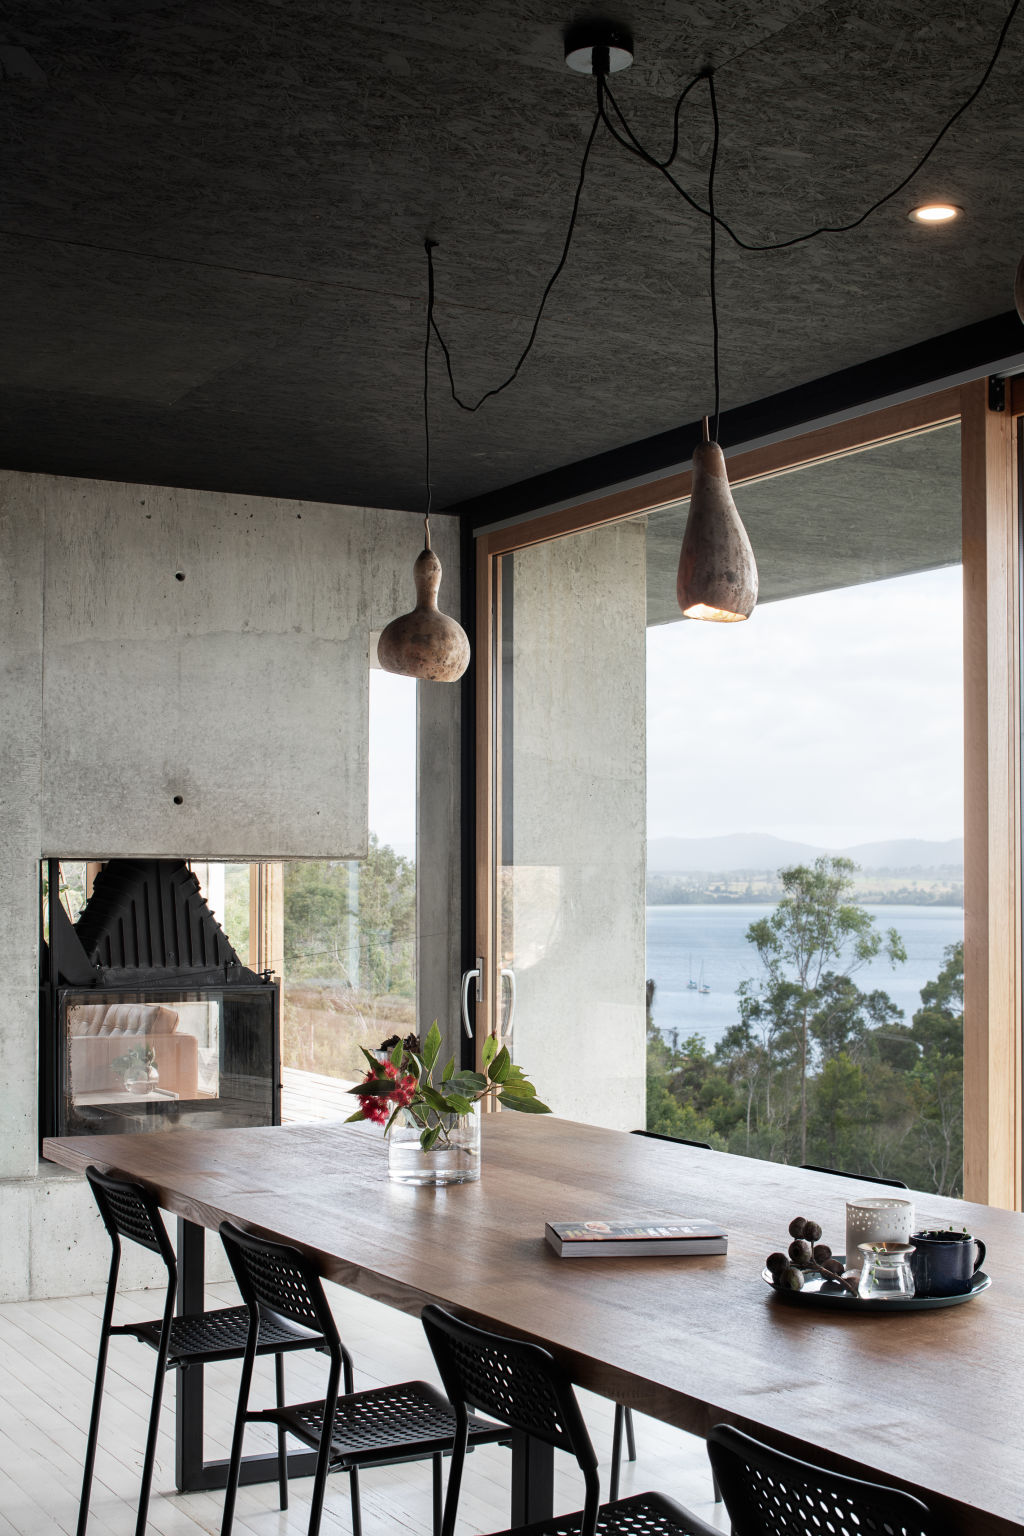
[545,1218,728,1258]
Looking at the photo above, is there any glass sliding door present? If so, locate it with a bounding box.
[484,521,649,1129]
[476,384,1024,1205]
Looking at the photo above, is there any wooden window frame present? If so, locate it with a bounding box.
[474,383,1022,1205]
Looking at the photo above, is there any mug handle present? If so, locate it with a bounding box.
[973,1238,987,1273]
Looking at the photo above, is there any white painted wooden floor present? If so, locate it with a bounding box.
[0,1277,730,1536]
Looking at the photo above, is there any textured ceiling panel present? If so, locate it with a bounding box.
[0,1,1021,508]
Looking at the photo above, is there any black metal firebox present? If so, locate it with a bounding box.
[40,859,280,1142]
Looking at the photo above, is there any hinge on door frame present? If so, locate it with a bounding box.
[988,374,1006,412]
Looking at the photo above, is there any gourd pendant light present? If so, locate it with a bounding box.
[677,415,758,621]
[676,72,758,624]
[378,242,470,682]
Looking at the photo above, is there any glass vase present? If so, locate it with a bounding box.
[386,1105,481,1185]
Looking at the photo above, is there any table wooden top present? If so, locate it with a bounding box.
[44,1116,1024,1536]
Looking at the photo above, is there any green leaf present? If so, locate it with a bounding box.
[359,1046,385,1075]
[481,1034,498,1069]
[423,1021,442,1073]
[420,1124,442,1151]
[390,1038,405,1070]
[500,1077,536,1097]
[344,1109,367,1123]
[498,1093,551,1114]
[488,1046,512,1083]
[420,1085,453,1118]
[448,1071,487,1095]
[440,1092,473,1116]
[384,1104,405,1135]
[442,1056,455,1082]
[347,1080,393,1097]
[407,1053,423,1082]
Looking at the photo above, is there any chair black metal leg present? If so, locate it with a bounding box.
[713,1466,722,1503]
[610,1403,624,1501]
[221,1341,257,1536]
[307,1365,341,1536]
[348,1466,363,1536]
[432,1453,443,1536]
[134,1351,170,1536]
[77,1254,120,1536]
[274,1354,289,1510]
[624,1404,636,1461]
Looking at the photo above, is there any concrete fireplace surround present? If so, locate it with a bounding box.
[0,471,461,1301]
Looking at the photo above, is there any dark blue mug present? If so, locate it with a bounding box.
[909,1230,986,1297]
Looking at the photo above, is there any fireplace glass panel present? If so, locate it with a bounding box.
[59,986,277,1136]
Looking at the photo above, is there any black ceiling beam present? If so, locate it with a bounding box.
[450,309,1024,532]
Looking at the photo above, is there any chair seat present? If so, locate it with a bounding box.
[253,1379,506,1468]
[483,1491,723,1536]
[124,1304,320,1364]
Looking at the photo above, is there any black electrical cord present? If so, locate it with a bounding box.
[423,238,437,528]
[603,0,1020,253]
[424,0,1019,429]
[429,99,603,413]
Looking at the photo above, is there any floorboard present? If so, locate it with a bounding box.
[0,1278,729,1535]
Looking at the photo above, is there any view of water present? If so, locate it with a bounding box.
[646,904,963,1050]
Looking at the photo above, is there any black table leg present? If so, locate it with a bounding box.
[174,1218,318,1492]
[510,1431,555,1525]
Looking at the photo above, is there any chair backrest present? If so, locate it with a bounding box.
[86,1164,176,1267]
[800,1163,909,1189]
[708,1425,942,1536]
[631,1129,713,1151]
[219,1220,337,1342]
[421,1303,597,1468]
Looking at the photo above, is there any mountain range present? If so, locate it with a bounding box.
[647,833,964,874]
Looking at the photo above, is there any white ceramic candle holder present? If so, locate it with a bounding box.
[845,1197,915,1266]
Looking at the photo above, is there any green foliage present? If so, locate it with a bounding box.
[646,880,965,1197]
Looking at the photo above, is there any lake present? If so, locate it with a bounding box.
[646,903,963,1049]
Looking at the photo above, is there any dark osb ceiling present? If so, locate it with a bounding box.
[1,1,1022,514]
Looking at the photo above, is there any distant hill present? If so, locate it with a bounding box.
[648,833,963,874]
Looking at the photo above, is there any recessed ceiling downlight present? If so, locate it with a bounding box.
[908,203,962,224]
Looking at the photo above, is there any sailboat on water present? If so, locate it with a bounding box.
[686,955,698,991]
[697,962,711,995]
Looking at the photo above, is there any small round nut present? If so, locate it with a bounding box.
[766,1252,789,1276]
[812,1243,832,1264]
[803,1220,823,1243]
[779,1265,804,1291]
[821,1257,844,1276]
[788,1216,808,1239]
[788,1238,813,1265]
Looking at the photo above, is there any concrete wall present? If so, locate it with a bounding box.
[508,522,647,1131]
[0,471,460,1300]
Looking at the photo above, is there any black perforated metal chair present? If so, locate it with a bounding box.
[611,1131,718,1505]
[219,1221,506,1536]
[79,1166,319,1536]
[800,1163,909,1188]
[707,1423,943,1536]
[422,1302,722,1536]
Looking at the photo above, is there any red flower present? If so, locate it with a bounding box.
[355,1060,418,1124]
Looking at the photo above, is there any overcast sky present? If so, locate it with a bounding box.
[647,564,963,849]
[370,563,964,857]
[369,669,417,856]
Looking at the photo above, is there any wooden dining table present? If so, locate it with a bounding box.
[43,1114,1024,1536]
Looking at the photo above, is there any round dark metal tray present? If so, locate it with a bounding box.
[763,1257,991,1311]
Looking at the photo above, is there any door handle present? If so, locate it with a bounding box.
[461,961,483,1039]
[500,968,517,1042]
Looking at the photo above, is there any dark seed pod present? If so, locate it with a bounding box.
[788,1238,813,1265]
[804,1221,823,1243]
[812,1243,832,1264]
[779,1265,804,1291]
[788,1216,808,1239]
[766,1252,789,1275]
[822,1257,844,1276]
